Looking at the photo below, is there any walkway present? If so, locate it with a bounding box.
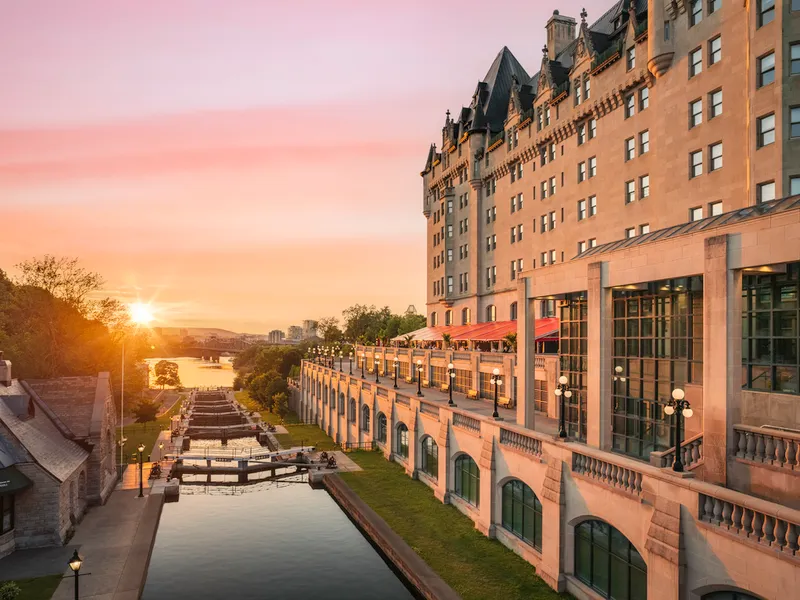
[319,359,560,437]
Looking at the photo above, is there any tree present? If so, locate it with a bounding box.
[14,255,103,314]
[442,333,452,349]
[154,360,181,389]
[273,392,289,420]
[503,333,517,353]
[132,398,159,424]
[317,316,343,342]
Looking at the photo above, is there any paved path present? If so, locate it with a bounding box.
[0,544,79,582]
[50,489,164,600]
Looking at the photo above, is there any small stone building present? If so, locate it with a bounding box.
[0,354,117,558]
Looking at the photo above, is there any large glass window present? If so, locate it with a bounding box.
[559,293,588,441]
[396,423,409,458]
[420,436,438,479]
[575,520,647,600]
[742,263,799,394]
[0,495,13,534]
[452,369,472,394]
[431,366,447,387]
[501,480,542,551]
[377,413,387,443]
[612,277,703,459]
[361,405,370,432]
[534,379,548,413]
[479,372,495,401]
[454,454,480,506]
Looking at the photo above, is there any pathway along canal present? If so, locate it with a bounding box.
[142,437,417,600]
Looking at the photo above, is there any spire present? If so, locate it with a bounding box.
[580,7,587,24]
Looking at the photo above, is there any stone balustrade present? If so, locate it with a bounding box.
[453,352,471,361]
[431,350,445,359]
[419,401,440,417]
[499,427,542,456]
[480,354,504,364]
[734,424,800,471]
[395,394,410,406]
[452,413,480,433]
[572,450,644,496]
[650,433,704,469]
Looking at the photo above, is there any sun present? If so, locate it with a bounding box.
[129,302,154,325]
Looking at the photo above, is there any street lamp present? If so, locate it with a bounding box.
[554,375,572,438]
[375,354,381,384]
[137,442,145,498]
[393,357,399,389]
[613,365,627,382]
[338,351,343,372]
[491,368,503,419]
[416,359,424,397]
[664,388,692,472]
[447,363,456,406]
[68,550,84,600]
[360,352,365,378]
[158,441,164,464]
[349,352,354,375]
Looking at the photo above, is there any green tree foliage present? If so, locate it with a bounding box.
[132,397,159,423]
[317,304,426,345]
[273,391,289,419]
[0,581,20,600]
[154,360,181,388]
[317,316,343,342]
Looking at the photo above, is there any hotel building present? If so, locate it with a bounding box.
[300,2,800,600]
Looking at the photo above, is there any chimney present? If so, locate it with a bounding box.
[546,10,577,61]
[0,352,11,386]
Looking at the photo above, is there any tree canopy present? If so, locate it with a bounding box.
[154,360,181,389]
[316,304,425,344]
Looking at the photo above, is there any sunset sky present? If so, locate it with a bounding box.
[0,0,606,334]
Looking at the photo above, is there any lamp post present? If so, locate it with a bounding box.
[338,351,343,372]
[664,388,692,472]
[68,550,84,600]
[491,368,503,419]
[393,357,399,389]
[360,352,365,378]
[554,375,572,438]
[137,442,145,498]
[349,352,354,375]
[158,441,164,464]
[416,359,424,397]
[375,354,381,384]
[447,363,456,406]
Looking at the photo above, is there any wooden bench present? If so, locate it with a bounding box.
[466,389,478,400]
[404,377,413,384]
[422,379,430,387]
[440,384,450,393]
[498,396,514,409]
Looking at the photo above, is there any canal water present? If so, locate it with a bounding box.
[145,356,236,389]
[142,438,416,599]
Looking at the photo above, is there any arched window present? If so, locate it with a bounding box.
[454,454,480,506]
[377,413,387,443]
[348,398,356,421]
[396,423,409,458]
[510,301,518,321]
[430,312,438,326]
[702,592,761,600]
[323,386,328,404]
[330,388,336,408]
[361,405,370,432]
[575,520,646,600]
[420,436,438,479]
[462,307,471,325]
[445,310,453,326]
[501,480,542,550]
[486,305,497,322]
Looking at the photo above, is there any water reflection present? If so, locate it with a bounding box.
[145,356,235,389]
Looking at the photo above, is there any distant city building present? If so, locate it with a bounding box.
[287,326,303,340]
[268,330,286,344]
[302,320,318,339]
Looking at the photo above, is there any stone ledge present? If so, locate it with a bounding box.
[324,474,460,600]
[696,519,800,566]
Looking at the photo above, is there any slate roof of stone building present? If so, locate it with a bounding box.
[26,376,99,439]
[0,396,88,482]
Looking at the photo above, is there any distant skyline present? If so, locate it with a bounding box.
[0,0,606,333]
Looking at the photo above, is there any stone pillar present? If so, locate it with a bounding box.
[702,235,739,486]
[644,497,682,600]
[470,352,480,396]
[384,404,394,461]
[587,261,612,449]
[407,410,418,478]
[476,437,496,538]
[517,276,537,428]
[539,456,565,591]
[435,418,450,503]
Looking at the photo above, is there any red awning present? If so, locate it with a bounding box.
[391,317,559,343]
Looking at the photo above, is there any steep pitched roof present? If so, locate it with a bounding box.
[480,46,531,130]
[26,376,100,439]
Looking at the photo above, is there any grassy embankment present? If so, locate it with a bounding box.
[339,451,566,600]
[115,392,186,460]
[234,390,337,451]
[2,575,62,600]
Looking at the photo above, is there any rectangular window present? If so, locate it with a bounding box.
[791,106,800,139]
[511,196,517,213]
[664,20,670,41]
[639,130,650,154]
[447,199,453,213]
[690,99,703,128]
[550,176,557,196]
[709,89,723,118]
[690,0,703,26]
[639,87,649,111]
[575,78,582,105]
[541,214,548,232]
[709,142,723,171]
[625,180,636,204]
[578,199,587,221]
[709,36,722,65]
[510,261,517,280]
[511,227,516,243]
[541,181,548,199]
[690,207,704,221]
[758,113,775,147]
[589,196,597,216]
[757,181,776,203]
[640,224,650,235]
[541,252,548,266]
[585,77,591,100]
[578,240,587,254]
[447,276,453,294]
[589,118,597,139]
[578,161,586,182]
[625,137,635,161]
[758,0,775,27]
[709,0,721,13]
[792,43,800,76]
[624,94,635,118]
[549,250,556,264]
[545,107,551,126]
[690,151,703,178]
[625,227,636,239]
[447,225,453,238]
[758,52,775,87]
[549,143,556,162]
[791,176,800,195]
[578,123,586,145]
[640,175,650,199]
[510,167,516,183]
[588,156,597,178]
[447,249,453,262]
[589,238,597,248]
[626,47,636,71]
[550,211,556,230]
[710,201,723,216]
[518,193,524,210]
[690,48,703,77]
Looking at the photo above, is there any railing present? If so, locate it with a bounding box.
[734,424,800,471]
[551,80,569,102]
[500,428,542,456]
[431,351,445,359]
[453,413,480,433]
[419,401,439,417]
[341,441,374,452]
[518,107,534,127]
[698,491,800,558]
[362,382,371,392]
[487,131,504,149]
[481,354,504,365]
[650,433,704,470]
[572,451,644,496]
[412,350,425,357]
[396,394,411,406]
[453,352,471,361]
[376,388,388,398]
[591,42,622,72]
[635,20,648,39]
[534,356,545,369]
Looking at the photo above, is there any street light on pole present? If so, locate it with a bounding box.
[349,352,354,375]
[447,363,456,406]
[338,351,343,372]
[360,352,365,378]
[491,368,503,419]
[664,388,692,472]
[67,550,85,600]
[375,354,381,384]
[393,357,399,388]
[416,359,424,397]
[554,375,572,438]
[137,442,145,498]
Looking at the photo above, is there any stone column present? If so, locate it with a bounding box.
[435,418,450,503]
[384,403,394,461]
[476,437,496,538]
[517,276,537,429]
[702,235,739,486]
[407,410,418,478]
[539,456,565,591]
[587,261,612,449]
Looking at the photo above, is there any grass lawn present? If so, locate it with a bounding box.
[274,423,337,451]
[116,390,185,461]
[339,451,566,600]
[3,574,62,600]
